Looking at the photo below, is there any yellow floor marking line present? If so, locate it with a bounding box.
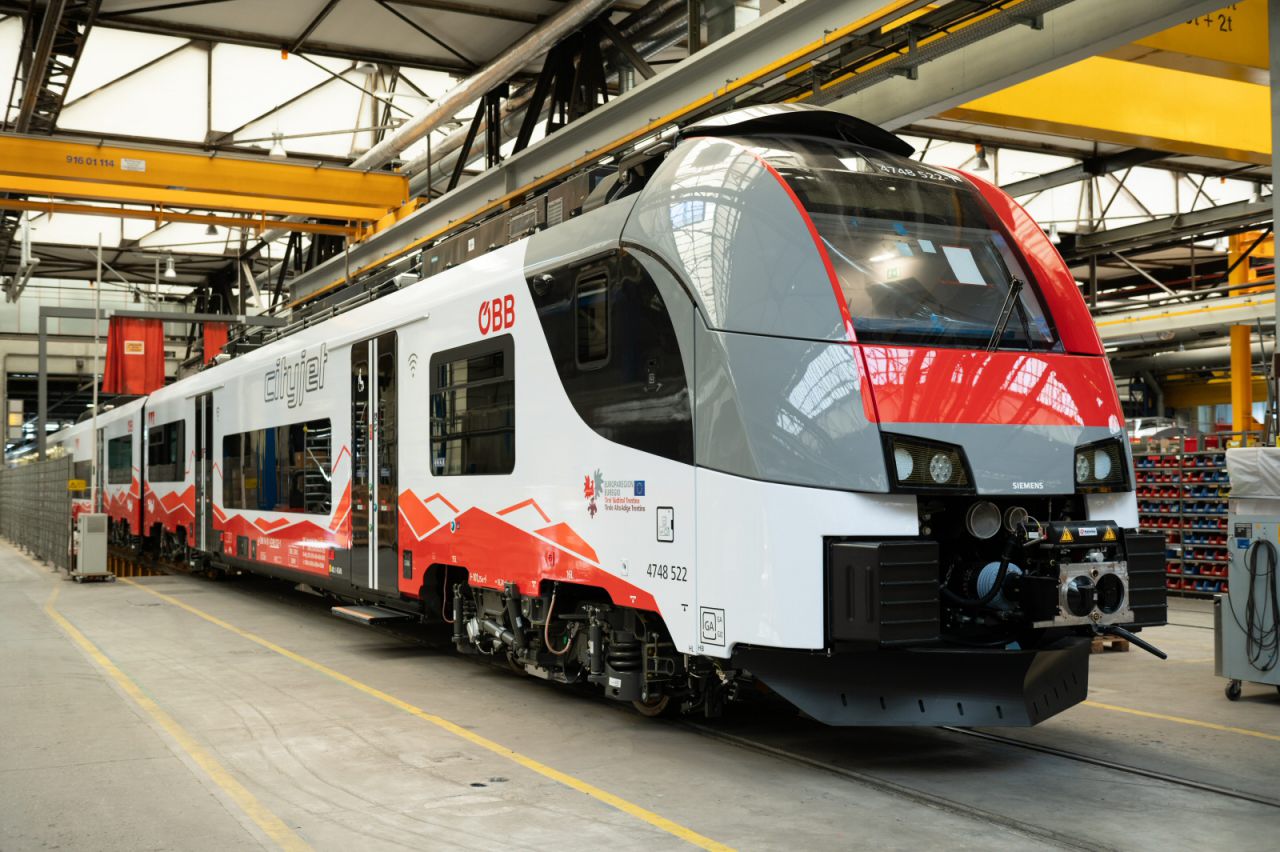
[1083,700,1280,743]
[121,578,733,852]
[44,585,311,852]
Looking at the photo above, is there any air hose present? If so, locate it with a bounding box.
[942,536,1019,608]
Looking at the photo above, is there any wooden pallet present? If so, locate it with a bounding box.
[1091,635,1130,654]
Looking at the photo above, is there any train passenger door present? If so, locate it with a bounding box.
[192,393,215,552]
[350,332,398,596]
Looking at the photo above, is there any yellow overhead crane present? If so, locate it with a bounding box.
[940,0,1271,165]
[0,135,410,237]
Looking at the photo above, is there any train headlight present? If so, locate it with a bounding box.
[883,435,972,493]
[1074,438,1129,492]
[1093,449,1113,481]
[1075,453,1091,483]
[893,447,914,480]
[929,453,953,485]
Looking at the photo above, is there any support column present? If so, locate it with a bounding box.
[1271,0,1279,442]
[1231,324,1253,439]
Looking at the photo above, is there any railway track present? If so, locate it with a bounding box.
[938,726,1280,810]
[681,721,1108,852]
[104,546,1277,847]
[682,717,1280,852]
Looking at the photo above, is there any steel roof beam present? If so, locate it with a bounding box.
[1073,196,1274,257]
[353,0,616,170]
[999,149,1169,198]
[289,0,341,54]
[286,0,926,305]
[95,0,235,19]
[0,197,362,236]
[819,0,1231,131]
[375,0,476,69]
[82,16,476,74]
[386,0,544,25]
[11,0,68,132]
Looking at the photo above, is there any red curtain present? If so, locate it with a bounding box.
[102,317,165,395]
[203,322,228,364]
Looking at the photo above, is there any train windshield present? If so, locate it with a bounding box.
[754,138,1057,350]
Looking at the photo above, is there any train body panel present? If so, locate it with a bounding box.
[48,419,94,518]
[98,398,145,538]
[141,387,196,546]
[42,106,1162,726]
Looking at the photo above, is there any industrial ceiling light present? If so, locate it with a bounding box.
[269,132,287,158]
[163,254,177,279]
[352,62,377,77]
[205,224,218,237]
[1048,223,1061,245]
[973,143,990,171]
[1212,236,1229,253]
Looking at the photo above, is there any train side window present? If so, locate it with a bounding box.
[107,435,132,484]
[525,251,693,464]
[222,419,331,513]
[575,271,609,368]
[147,420,185,482]
[430,334,515,476]
[221,432,256,510]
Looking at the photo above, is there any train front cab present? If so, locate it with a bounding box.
[622,109,1168,725]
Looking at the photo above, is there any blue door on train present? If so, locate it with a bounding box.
[349,332,399,597]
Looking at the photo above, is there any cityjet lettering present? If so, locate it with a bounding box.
[264,343,328,409]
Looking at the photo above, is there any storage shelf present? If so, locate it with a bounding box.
[1129,443,1233,599]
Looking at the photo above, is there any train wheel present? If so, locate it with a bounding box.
[632,693,674,718]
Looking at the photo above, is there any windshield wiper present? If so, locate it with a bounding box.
[986,276,1027,351]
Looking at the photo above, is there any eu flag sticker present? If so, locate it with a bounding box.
[633,481,645,497]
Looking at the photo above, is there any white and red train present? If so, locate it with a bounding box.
[51,106,1166,726]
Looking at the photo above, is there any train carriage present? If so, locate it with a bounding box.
[96,399,146,545]
[140,384,197,559]
[49,106,1167,727]
[48,419,94,525]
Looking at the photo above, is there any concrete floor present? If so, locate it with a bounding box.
[2,539,1278,852]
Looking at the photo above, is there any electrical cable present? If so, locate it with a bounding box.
[544,585,574,656]
[441,573,454,624]
[1226,539,1280,673]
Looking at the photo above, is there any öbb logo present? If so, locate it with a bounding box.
[478,294,515,335]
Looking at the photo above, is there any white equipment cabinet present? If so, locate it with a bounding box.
[1216,449,1280,699]
[72,513,114,583]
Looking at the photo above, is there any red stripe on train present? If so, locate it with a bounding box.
[859,346,1122,428]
